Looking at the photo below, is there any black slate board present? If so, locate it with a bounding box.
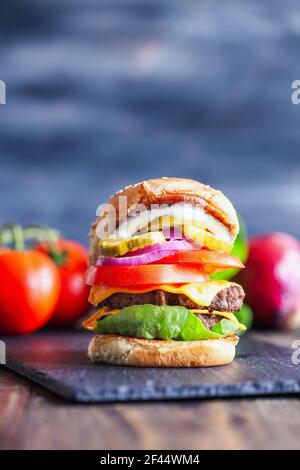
[2,331,300,403]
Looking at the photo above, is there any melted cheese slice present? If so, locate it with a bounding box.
[82,307,121,331]
[89,280,236,307]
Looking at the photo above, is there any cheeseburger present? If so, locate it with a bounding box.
[83,177,246,367]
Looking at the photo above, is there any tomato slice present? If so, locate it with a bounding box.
[152,250,244,274]
[86,264,208,287]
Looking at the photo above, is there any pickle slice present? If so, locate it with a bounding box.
[99,231,166,257]
[183,225,233,253]
[149,217,232,253]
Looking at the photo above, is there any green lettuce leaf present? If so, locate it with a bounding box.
[211,319,239,336]
[234,304,253,336]
[96,304,242,341]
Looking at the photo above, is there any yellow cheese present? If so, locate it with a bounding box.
[89,280,237,307]
[82,307,121,331]
[190,309,238,324]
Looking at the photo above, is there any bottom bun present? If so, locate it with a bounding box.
[88,334,239,367]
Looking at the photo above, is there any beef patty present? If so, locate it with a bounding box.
[100,285,245,312]
[195,313,221,329]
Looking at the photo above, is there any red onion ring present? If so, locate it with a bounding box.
[97,239,200,267]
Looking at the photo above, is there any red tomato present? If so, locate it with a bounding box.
[36,240,90,325]
[0,250,60,334]
[154,250,244,273]
[86,264,208,287]
[235,233,300,327]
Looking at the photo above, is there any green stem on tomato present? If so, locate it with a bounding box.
[23,225,67,266]
[0,223,26,250]
[23,225,59,243]
[11,224,25,251]
[0,225,12,245]
[0,223,65,262]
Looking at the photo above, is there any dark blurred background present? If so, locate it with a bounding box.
[1,0,300,244]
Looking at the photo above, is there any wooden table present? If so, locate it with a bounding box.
[1,331,300,450]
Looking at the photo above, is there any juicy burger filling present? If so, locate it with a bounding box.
[85,193,245,342]
[88,280,243,309]
[99,285,244,312]
[83,283,246,340]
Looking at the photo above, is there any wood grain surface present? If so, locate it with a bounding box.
[1,331,300,450]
